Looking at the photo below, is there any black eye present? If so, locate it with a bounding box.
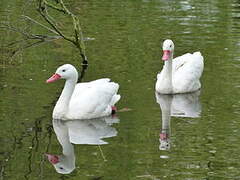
[62,69,66,72]
[59,167,64,170]
[170,45,172,48]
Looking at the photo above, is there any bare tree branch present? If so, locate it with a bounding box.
[0,23,62,45]
[44,1,66,13]
[22,15,58,35]
[37,0,74,43]
[36,0,88,65]
[1,0,89,75]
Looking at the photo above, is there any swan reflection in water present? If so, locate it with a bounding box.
[156,91,201,150]
[46,116,119,174]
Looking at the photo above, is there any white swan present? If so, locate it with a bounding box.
[155,39,204,94]
[155,91,201,150]
[46,64,121,120]
[46,116,119,174]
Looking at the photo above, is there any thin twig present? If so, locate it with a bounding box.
[38,3,75,44]
[59,0,72,15]
[44,1,66,13]
[22,15,58,35]
[10,40,44,57]
[5,39,26,47]
[0,24,32,39]
[1,23,62,47]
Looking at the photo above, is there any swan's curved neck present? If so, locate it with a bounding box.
[54,79,76,117]
[164,58,173,74]
[162,51,174,92]
[60,80,75,103]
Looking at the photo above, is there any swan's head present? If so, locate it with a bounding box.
[46,154,75,174]
[162,39,174,61]
[46,64,78,83]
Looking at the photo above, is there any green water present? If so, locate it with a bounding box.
[1,0,240,179]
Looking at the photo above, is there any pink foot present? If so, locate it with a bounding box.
[111,106,117,115]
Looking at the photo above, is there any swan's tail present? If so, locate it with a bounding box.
[193,51,202,57]
[110,94,121,106]
[104,82,121,105]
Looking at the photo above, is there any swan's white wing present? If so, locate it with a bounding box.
[71,78,112,100]
[69,82,120,119]
[172,53,192,72]
[173,52,204,93]
[173,52,204,76]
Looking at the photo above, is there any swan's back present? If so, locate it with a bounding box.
[72,78,111,95]
[173,52,204,93]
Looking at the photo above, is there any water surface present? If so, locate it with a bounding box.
[1,0,240,179]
